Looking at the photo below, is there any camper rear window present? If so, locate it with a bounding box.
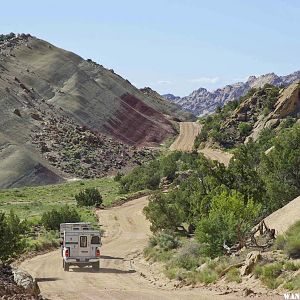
[91,236,100,244]
[80,236,87,247]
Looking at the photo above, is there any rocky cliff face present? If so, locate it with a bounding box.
[247,81,300,141]
[168,71,300,116]
[208,82,300,147]
[0,33,186,188]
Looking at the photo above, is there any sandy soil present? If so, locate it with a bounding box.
[169,122,201,151]
[200,147,233,166]
[263,195,300,234]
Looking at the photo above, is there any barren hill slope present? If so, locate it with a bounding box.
[0,33,188,188]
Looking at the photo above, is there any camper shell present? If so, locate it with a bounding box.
[60,223,101,271]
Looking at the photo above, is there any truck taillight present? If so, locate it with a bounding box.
[65,248,69,257]
[96,248,100,257]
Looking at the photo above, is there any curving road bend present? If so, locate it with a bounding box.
[169,122,232,166]
[169,122,201,151]
[20,122,276,299]
[20,197,242,300]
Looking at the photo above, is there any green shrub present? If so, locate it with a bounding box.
[263,107,270,116]
[195,190,261,257]
[143,192,182,232]
[275,234,286,250]
[275,221,300,259]
[238,122,252,136]
[144,246,173,262]
[284,221,300,258]
[151,232,180,250]
[280,116,296,129]
[284,261,299,271]
[262,262,283,278]
[75,188,102,207]
[0,210,28,262]
[119,160,161,193]
[170,241,202,270]
[285,236,300,259]
[41,205,81,230]
[256,262,284,289]
[197,268,218,284]
[283,275,300,291]
[260,124,300,212]
[254,264,263,278]
[27,230,60,252]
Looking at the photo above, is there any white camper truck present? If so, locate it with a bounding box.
[60,223,101,271]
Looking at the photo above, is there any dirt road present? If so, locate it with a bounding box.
[200,147,233,166]
[21,197,244,300]
[20,122,279,299]
[170,122,232,165]
[169,122,201,151]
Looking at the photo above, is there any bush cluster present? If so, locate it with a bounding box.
[75,188,102,207]
[141,122,300,258]
[41,205,81,230]
[0,211,28,262]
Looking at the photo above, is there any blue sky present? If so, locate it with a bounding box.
[1,0,299,96]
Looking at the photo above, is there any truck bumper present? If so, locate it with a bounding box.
[65,258,99,264]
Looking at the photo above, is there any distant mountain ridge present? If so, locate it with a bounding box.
[162,93,181,102]
[163,71,300,116]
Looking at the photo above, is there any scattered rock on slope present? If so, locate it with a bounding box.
[0,33,191,188]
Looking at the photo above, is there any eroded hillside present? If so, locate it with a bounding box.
[0,33,188,188]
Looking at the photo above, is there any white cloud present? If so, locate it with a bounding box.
[187,77,220,84]
[156,80,173,85]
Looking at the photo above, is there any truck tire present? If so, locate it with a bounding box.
[63,261,70,271]
[92,261,99,271]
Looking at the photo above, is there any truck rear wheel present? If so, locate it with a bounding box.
[92,261,99,271]
[63,260,70,271]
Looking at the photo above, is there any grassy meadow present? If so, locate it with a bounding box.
[0,177,120,220]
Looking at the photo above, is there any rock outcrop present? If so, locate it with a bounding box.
[240,251,261,276]
[271,82,300,118]
[247,81,300,141]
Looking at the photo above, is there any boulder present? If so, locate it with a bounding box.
[240,251,261,276]
[12,268,40,297]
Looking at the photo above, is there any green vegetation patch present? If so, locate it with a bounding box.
[0,177,119,219]
[275,221,300,259]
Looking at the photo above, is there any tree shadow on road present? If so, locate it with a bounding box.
[36,277,61,282]
[71,267,135,274]
[100,255,124,260]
